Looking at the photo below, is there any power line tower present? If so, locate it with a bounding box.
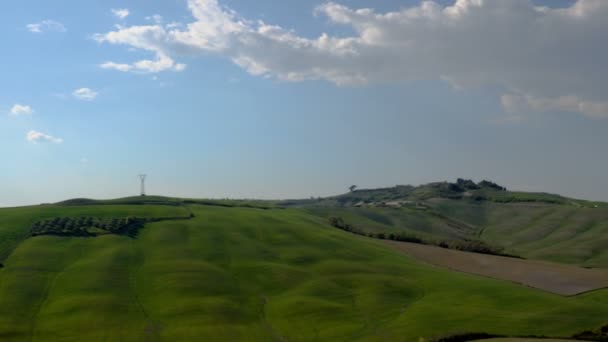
[138,174,147,196]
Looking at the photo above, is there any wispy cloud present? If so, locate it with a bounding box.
[94,0,608,119]
[146,14,163,24]
[26,130,63,144]
[501,93,608,120]
[99,57,185,73]
[9,104,34,116]
[72,88,98,101]
[111,8,130,19]
[26,20,66,33]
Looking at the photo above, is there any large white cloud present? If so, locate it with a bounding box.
[94,0,608,118]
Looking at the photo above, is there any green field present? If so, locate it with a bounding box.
[429,200,608,267]
[1,202,608,341]
[301,199,608,267]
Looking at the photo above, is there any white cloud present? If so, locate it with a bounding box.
[502,93,608,120]
[26,130,63,144]
[72,88,98,101]
[26,20,66,33]
[94,0,608,119]
[94,25,187,73]
[112,8,130,19]
[146,14,163,24]
[10,104,34,116]
[100,61,133,72]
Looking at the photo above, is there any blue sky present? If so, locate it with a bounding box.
[1,0,607,207]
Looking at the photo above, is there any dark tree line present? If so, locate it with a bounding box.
[30,216,147,238]
[573,323,608,341]
[328,216,518,258]
[433,332,502,342]
[438,179,507,194]
[328,217,423,243]
[434,323,608,342]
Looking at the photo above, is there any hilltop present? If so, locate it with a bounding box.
[281,179,603,208]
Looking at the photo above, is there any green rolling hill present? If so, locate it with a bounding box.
[0,194,608,340]
[288,180,608,268]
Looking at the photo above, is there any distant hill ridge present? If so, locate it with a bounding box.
[283,179,602,208]
[52,179,603,210]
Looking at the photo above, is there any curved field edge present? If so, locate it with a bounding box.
[384,240,608,296]
[0,205,606,341]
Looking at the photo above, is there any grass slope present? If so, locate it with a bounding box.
[429,200,608,267]
[0,204,607,340]
[304,206,476,241]
[301,199,608,267]
[0,204,188,262]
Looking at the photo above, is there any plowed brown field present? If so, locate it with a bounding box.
[386,240,608,296]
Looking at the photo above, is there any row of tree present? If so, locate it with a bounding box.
[328,216,517,258]
[328,217,423,243]
[30,216,145,238]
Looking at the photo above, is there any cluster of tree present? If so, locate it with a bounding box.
[328,217,519,258]
[436,239,518,258]
[433,332,502,342]
[436,179,507,195]
[30,216,146,238]
[433,182,468,199]
[328,217,366,236]
[329,217,423,244]
[434,330,608,342]
[478,180,507,191]
[573,323,608,341]
[456,178,480,190]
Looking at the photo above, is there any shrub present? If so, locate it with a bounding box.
[433,332,502,342]
[572,322,608,341]
[394,235,423,244]
[456,178,480,190]
[478,180,507,191]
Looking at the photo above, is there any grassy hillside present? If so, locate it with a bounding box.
[305,206,476,241]
[285,180,608,267]
[0,203,607,340]
[429,200,608,267]
[0,204,189,262]
[307,201,608,267]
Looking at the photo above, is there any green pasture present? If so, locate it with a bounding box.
[0,204,607,340]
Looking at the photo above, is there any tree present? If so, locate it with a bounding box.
[349,185,357,192]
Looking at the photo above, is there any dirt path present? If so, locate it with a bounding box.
[385,240,608,296]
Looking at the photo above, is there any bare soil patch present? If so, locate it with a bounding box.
[386,240,608,296]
